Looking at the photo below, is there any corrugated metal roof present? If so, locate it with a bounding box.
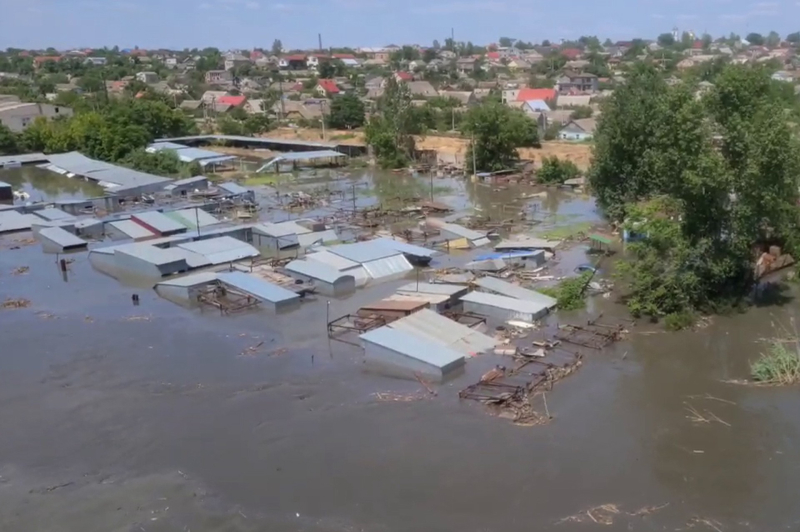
[370,237,439,258]
[385,293,449,306]
[361,299,429,312]
[132,211,186,234]
[397,282,467,297]
[0,152,48,166]
[155,271,219,287]
[108,220,155,239]
[38,226,86,249]
[258,150,347,171]
[429,220,487,242]
[156,134,337,150]
[168,175,208,187]
[475,250,545,261]
[328,241,402,263]
[173,147,234,163]
[167,248,212,269]
[177,236,259,265]
[44,152,171,191]
[362,254,413,281]
[0,211,38,233]
[114,243,188,266]
[254,221,312,238]
[474,277,557,308]
[297,229,338,248]
[217,182,250,196]
[360,326,465,370]
[147,141,187,151]
[387,308,498,355]
[306,249,360,270]
[461,291,552,315]
[33,208,75,222]
[217,271,300,303]
[285,259,354,284]
[466,258,507,272]
[171,208,219,229]
[495,237,561,251]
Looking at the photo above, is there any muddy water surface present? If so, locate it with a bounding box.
[1,176,799,531]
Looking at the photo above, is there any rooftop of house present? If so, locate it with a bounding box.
[317,79,340,94]
[516,88,557,102]
[217,95,246,106]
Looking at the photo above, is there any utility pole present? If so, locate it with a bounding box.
[318,33,323,53]
[320,99,326,140]
[471,132,477,177]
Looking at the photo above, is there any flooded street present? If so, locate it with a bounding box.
[2,170,800,531]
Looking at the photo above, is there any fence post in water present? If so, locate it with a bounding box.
[59,258,67,272]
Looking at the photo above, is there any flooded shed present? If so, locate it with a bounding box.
[284,259,355,297]
[154,271,219,306]
[306,250,369,287]
[386,308,498,356]
[326,241,414,283]
[0,180,12,204]
[216,271,300,312]
[33,207,75,223]
[131,211,187,237]
[474,277,557,310]
[106,219,155,241]
[396,282,469,304]
[460,291,551,322]
[0,210,39,234]
[370,237,438,266]
[360,326,466,381]
[112,243,190,278]
[36,226,87,253]
[176,236,259,265]
[357,299,429,320]
[165,208,220,230]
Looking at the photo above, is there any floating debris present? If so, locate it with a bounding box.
[240,341,265,357]
[2,298,31,309]
[36,311,56,319]
[556,502,669,526]
[11,266,29,275]
[123,315,152,322]
[372,392,429,402]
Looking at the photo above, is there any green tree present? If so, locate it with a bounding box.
[318,60,336,79]
[569,106,593,119]
[272,39,283,55]
[498,37,515,48]
[786,32,800,44]
[766,31,781,48]
[746,32,764,45]
[217,115,245,135]
[657,33,676,47]
[328,93,365,129]
[365,77,416,168]
[0,123,18,155]
[120,148,181,175]
[461,101,540,172]
[537,156,580,184]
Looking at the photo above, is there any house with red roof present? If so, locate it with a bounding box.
[316,79,340,97]
[394,71,414,82]
[516,88,557,103]
[560,48,582,60]
[217,95,247,107]
[279,54,307,70]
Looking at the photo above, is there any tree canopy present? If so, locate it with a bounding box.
[461,101,540,172]
[591,64,800,323]
[328,93,365,129]
[365,78,417,168]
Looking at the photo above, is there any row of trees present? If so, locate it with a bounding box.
[0,97,197,175]
[364,78,539,170]
[590,64,800,323]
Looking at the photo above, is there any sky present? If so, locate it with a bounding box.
[1,0,797,50]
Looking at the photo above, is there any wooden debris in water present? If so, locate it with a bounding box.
[11,266,29,275]
[123,314,152,322]
[372,392,429,402]
[239,341,265,357]
[2,298,30,309]
[36,311,56,319]
[556,502,668,526]
[684,402,731,427]
[84,315,94,323]
[687,516,724,532]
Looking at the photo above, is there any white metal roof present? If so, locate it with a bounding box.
[475,277,557,308]
[461,291,552,315]
[396,282,467,297]
[108,219,155,239]
[177,236,259,265]
[305,249,360,271]
[387,308,498,355]
[285,259,354,285]
[360,326,465,370]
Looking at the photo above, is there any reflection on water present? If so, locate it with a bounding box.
[0,166,105,202]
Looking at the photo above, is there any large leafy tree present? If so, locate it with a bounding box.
[461,101,540,171]
[0,124,18,155]
[328,94,365,129]
[365,78,416,168]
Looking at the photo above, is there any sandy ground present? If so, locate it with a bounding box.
[266,128,594,169]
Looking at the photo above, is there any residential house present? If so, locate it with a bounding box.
[164,57,178,69]
[455,57,477,74]
[316,79,340,97]
[394,71,414,83]
[365,76,385,90]
[217,95,247,108]
[438,50,457,60]
[407,81,438,98]
[408,59,427,71]
[136,71,159,84]
[33,56,62,70]
[360,47,392,62]
[105,80,129,96]
[556,72,598,93]
[506,87,557,105]
[521,50,544,64]
[565,59,590,70]
[279,55,307,70]
[224,53,250,71]
[179,57,196,71]
[205,70,233,84]
[201,90,229,104]
[306,54,330,70]
[84,57,107,66]
[0,102,73,132]
[522,99,551,114]
[507,58,532,71]
[244,99,266,114]
[273,99,329,121]
[438,90,474,106]
[472,88,492,101]
[558,118,596,141]
[560,48,583,60]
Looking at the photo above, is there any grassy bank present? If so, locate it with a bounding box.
[751,340,800,385]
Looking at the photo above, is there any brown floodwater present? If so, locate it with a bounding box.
[1,176,799,532]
